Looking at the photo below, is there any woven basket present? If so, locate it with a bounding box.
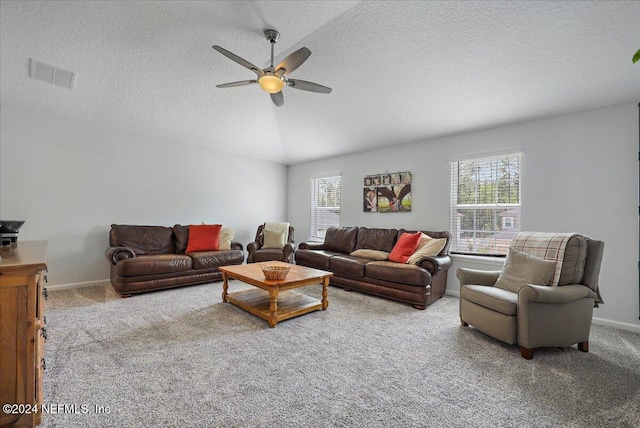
[261,264,290,281]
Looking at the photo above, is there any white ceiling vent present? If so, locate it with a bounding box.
[29,58,76,89]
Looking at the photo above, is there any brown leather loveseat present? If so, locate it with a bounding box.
[105,224,244,296]
[295,226,451,309]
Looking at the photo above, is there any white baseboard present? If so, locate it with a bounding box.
[45,279,110,291]
[445,290,640,334]
[592,317,640,334]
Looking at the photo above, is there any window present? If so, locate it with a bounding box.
[310,174,341,241]
[450,151,521,256]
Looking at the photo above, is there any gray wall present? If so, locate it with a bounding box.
[2,101,638,331]
[0,105,288,286]
[287,102,639,331]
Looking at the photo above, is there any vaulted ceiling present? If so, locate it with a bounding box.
[1,1,639,165]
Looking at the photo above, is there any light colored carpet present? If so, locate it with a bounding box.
[40,282,640,428]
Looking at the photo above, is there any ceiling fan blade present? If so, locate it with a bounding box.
[270,91,284,107]
[216,80,257,88]
[287,79,332,94]
[212,45,263,77]
[275,47,311,76]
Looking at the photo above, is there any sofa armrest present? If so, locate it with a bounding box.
[298,242,324,250]
[456,268,501,287]
[417,255,451,276]
[231,241,243,251]
[247,241,260,254]
[105,246,135,265]
[518,284,595,305]
[283,243,295,260]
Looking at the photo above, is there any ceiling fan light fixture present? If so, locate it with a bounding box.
[258,74,285,93]
[213,29,331,106]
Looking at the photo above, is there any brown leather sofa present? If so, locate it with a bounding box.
[295,226,451,309]
[105,224,244,296]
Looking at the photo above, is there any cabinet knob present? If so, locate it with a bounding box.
[41,328,47,340]
[42,287,48,300]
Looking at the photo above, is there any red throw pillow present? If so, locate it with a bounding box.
[185,224,222,253]
[388,232,422,263]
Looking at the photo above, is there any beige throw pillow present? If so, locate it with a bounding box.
[350,249,390,261]
[494,248,557,293]
[406,235,447,265]
[263,228,287,249]
[219,228,234,250]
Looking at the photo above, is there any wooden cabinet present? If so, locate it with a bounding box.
[0,241,48,428]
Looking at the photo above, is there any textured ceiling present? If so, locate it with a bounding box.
[1,1,639,165]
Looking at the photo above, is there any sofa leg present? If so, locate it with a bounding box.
[578,341,589,353]
[343,288,352,292]
[119,293,132,298]
[461,319,469,327]
[412,304,426,310]
[520,346,535,360]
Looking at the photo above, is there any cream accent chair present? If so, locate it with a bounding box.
[457,237,604,360]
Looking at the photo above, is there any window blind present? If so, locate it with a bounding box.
[449,151,522,256]
[310,174,341,241]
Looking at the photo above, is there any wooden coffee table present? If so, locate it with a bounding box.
[219,262,332,328]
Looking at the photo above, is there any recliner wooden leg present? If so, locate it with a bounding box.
[520,346,535,360]
[578,341,589,353]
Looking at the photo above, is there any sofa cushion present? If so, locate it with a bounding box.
[558,235,588,285]
[329,255,368,277]
[116,254,192,276]
[252,248,288,263]
[461,284,518,316]
[355,227,399,252]
[110,224,175,255]
[186,224,222,253]
[495,248,557,293]
[389,232,422,263]
[173,225,190,253]
[295,249,340,270]
[323,226,358,254]
[350,249,389,261]
[365,261,430,286]
[190,250,244,270]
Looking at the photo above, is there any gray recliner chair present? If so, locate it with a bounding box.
[457,233,604,359]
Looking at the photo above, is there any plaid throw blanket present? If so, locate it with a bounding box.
[510,231,585,286]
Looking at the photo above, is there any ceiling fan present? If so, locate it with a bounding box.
[212,29,332,107]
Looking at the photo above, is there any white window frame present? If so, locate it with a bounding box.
[309,173,342,242]
[449,151,522,256]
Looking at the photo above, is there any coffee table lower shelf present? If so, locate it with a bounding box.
[226,288,322,326]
